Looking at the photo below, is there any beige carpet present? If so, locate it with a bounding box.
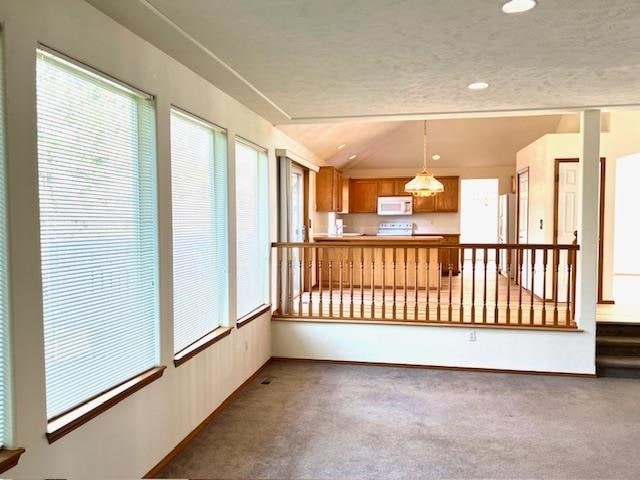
[159,359,640,479]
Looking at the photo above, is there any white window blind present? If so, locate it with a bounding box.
[171,109,227,354]
[36,49,159,419]
[0,36,11,447]
[235,140,269,319]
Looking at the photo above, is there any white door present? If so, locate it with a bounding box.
[556,162,579,302]
[290,164,305,297]
[517,171,530,288]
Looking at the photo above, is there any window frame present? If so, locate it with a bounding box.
[169,106,229,365]
[234,137,270,324]
[35,46,164,441]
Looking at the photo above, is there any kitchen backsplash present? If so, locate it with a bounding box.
[315,212,460,235]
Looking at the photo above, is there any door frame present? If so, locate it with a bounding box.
[515,167,529,285]
[553,157,609,304]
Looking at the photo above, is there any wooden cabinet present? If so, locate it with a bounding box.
[413,195,436,213]
[316,167,343,212]
[438,234,461,275]
[349,179,378,213]
[394,178,412,196]
[377,179,395,196]
[434,176,460,212]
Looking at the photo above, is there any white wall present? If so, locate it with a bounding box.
[516,112,640,302]
[0,1,319,477]
[272,321,595,374]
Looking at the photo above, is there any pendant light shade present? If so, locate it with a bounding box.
[405,121,444,197]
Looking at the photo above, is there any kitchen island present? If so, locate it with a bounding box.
[312,234,455,289]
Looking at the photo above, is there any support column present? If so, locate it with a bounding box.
[577,110,600,332]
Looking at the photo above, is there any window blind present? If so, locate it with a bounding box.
[0,36,10,447]
[235,140,269,319]
[36,49,159,419]
[171,109,227,353]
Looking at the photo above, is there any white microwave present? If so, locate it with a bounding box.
[377,196,413,216]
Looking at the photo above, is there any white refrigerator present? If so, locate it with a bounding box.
[498,193,516,277]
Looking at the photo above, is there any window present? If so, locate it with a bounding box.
[235,140,269,319]
[36,49,159,421]
[170,109,227,354]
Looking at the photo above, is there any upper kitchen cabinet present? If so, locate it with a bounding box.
[349,179,378,213]
[394,178,412,196]
[316,166,344,212]
[434,176,460,212]
[377,179,395,196]
[413,195,436,213]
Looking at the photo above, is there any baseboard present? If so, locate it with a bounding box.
[271,357,597,378]
[144,358,272,478]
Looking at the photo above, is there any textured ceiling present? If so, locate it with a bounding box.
[279,114,576,168]
[89,0,640,122]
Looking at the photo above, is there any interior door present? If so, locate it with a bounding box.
[290,164,305,297]
[517,170,530,288]
[556,161,579,302]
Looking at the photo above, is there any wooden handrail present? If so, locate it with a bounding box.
[272,242,579,329]
[272,241,580,250]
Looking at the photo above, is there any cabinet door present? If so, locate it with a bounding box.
[394,177,412,196]
[413,195,436,213]
[349,179,378,213]
[377,179,395,196]
[334,170,343,212]
[435,176,460,212]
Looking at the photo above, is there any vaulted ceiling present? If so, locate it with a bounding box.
[279,114,576,168]
[88,0,640,124]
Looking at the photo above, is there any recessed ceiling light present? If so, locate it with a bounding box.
[432,154,441,161]
[337,143,347,150]
[348,154,358,160]
[467,81,489,90]
[502,0,537,14]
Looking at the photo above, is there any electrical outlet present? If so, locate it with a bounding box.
[469,331,477,342]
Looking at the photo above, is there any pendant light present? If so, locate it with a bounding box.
[404,121,444,197]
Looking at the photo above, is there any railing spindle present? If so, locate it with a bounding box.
[437,261,442,322]
[459,247,465,323]
[471,248,476,323]
[506,247,512,324]
[566,250,572,326]
[328,257,333,317]
[308,247,313,317]
[287,247,293,314]
[553,249,559,326]
[483,247,488,324]
[414,247,419,321]
[426,247,431,321]
[518,247,524,325]
[298,247,303,317]
[530,249,535,325]
[382,247,387,319]
[541,248,547,325]
[448,248,453,322]
[339,257,344,318]
[403,247,408,321]
[370,248,375,318]
[392,248,397,320]
[494,247,500,324]
[318,247,323,316]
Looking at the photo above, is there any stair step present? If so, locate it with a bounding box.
[597,336,640,346]
[596,355,640,369]
[597,322,640,337]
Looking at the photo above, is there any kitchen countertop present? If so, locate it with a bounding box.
[314,234,444,241]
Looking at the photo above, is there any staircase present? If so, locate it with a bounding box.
[596,322,640,378]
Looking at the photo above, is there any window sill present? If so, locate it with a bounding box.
[174,327,232,367]
[46,366,166,443]
[0,448,25,473]
[237,304,271,329]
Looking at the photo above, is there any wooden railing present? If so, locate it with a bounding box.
[272,242,579,329]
